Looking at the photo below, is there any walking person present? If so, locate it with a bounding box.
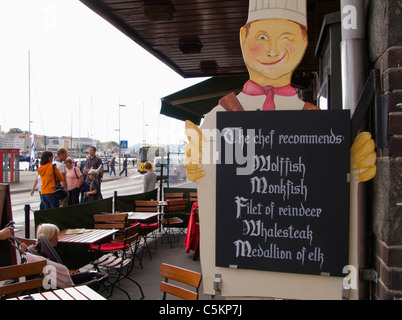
[53,148,69,207]
[65,157,83,205]
[37,150,64,210]
[119,155,128,177]
[109,156,116,176]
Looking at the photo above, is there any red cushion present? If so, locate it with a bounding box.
[129,222,140,227]
[140,222,158,228]
[90,242,129,251]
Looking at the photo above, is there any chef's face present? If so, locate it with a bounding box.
[240,19,308,85]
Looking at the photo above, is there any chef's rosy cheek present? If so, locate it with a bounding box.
[247,43,264,58]
[284,43,296,55]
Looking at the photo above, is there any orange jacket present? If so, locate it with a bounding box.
[37,163,64,195]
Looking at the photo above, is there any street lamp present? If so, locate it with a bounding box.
[116,103,126,172]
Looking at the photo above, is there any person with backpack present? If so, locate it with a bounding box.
[65,157,83,205]
[37,150,64,209]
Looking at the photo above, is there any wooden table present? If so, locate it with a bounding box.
[58,229,118,245]
[8,285,106,300]
[128,212,160,221]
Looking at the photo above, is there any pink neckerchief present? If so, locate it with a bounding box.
[242,80,298,110]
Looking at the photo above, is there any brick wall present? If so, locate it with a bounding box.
[382,48,402,157]
[375,47,402,157]
[374,239,402,299]
[368,0,402,300]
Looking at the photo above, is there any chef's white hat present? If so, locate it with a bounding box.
[246,0,307,27]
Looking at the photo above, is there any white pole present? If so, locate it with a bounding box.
[341,0,366,115]
[118,99,121,172]
[341,0,366,301]
[79,95,81,161]
[28,51,32,161]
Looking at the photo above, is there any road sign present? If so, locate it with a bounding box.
[120,140,128,149]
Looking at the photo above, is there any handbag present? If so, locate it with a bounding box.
[52,164,68,200]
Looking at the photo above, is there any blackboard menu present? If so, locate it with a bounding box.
[216,110,350,277]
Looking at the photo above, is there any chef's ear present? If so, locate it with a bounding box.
[239,25,248,52]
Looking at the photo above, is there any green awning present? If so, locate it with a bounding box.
[160,75,249,125]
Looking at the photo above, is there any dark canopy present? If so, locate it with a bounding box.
[80,0,340,78]
[160,74,249,125]
[79,0,340,122]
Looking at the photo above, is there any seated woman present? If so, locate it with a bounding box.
[20,223,107,291]
[21,223,63,264]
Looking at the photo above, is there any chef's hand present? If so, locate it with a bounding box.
[351,132,377,182]
[184,120,206,182]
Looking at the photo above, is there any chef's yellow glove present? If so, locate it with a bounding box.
[351,132,377,182]
[184,120,206,181]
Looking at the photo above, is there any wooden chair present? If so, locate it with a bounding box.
[189,192,198,203]
[160,263,202,300]
[134,200,159,258]
[94,213,128,230]
[164,192,184,201]
[91,223,144,300]
[161,199,188,246]
[92,212,141,269]
[135,200,159,212]
[0,261,47,298]
[93,213,129,246]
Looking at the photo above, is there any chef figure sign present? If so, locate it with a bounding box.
[185,0,376,299]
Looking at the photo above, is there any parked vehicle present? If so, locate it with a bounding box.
[154,156,186,182]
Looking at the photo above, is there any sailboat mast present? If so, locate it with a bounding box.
[28,50,32,160]
[70,112,73,157]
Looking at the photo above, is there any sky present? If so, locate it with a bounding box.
[0,0,207,148]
